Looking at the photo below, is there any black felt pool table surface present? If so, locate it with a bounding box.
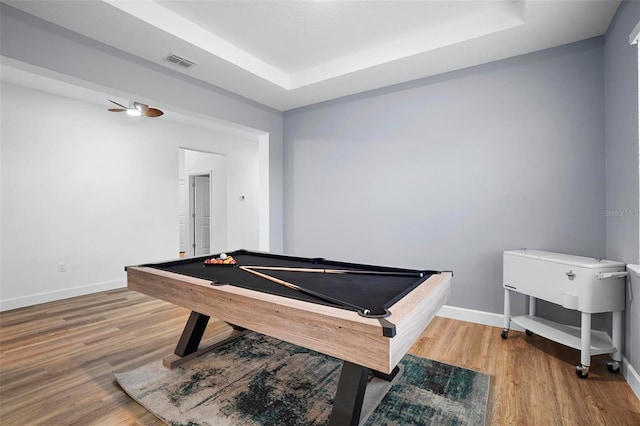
[143,250,438,316]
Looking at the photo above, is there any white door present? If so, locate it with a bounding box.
[178,178,187,256]
[191,174,211,256]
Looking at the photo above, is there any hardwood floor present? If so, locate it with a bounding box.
[1,288,638,425]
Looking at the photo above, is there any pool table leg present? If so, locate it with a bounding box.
[329,362,402,426]
[329,361,369,426]
[164,311,249,369]
[174,311,210,356]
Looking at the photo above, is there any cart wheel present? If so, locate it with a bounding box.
[575,365,589,379]
[500,329,509,339]
[606,361,620,373]
[525,329,533,336]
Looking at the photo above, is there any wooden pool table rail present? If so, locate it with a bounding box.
[126,266,451,374]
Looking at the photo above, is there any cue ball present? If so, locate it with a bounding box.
[219,253,227,260]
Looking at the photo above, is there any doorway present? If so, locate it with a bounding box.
[179,148,227,257]
[179,145,264,257]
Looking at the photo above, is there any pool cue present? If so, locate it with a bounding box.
[239,266,371,315]
[241,265,425,277]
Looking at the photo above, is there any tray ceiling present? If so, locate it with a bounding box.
[4,0,621,111]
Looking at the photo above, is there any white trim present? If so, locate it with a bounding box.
[623,356,640,402]
[0,279,126,312]
[625,264,640,401]
[437,304,525,331]
[631,20,640,45]
[258,133,270,252]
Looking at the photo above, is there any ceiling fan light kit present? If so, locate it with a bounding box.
[107,100,164,118]
[126,108,143,117]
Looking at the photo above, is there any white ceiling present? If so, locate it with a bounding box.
[3,0,621,111]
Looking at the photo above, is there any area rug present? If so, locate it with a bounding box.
[115,333,489,426]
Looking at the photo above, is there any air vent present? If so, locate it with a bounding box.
[165,53,197,68]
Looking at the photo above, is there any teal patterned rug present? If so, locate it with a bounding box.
[115,333,489,425]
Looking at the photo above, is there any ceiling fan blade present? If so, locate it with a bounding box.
[108,108,127,112]
[143,108,164,117]
[109,99,127,109]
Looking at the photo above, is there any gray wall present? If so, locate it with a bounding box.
[284,38,606,317]
[604,0,640,382]
[605,1,640,265]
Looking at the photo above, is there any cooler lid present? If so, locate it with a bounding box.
[504,249,625,269]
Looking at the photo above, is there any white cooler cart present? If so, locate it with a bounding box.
[501,250,627,378]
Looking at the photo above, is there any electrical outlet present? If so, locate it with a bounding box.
[58,263,66,272]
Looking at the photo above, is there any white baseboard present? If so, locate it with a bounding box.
[0,279,126,312]
[437,304,526,331]
[623,357,640,402]
[437,304,640,402]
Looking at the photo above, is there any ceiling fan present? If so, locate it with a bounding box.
[108,100,164,117]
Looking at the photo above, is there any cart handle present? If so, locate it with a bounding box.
[597,271,629,280]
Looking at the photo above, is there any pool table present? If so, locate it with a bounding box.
[126,249,451,425]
